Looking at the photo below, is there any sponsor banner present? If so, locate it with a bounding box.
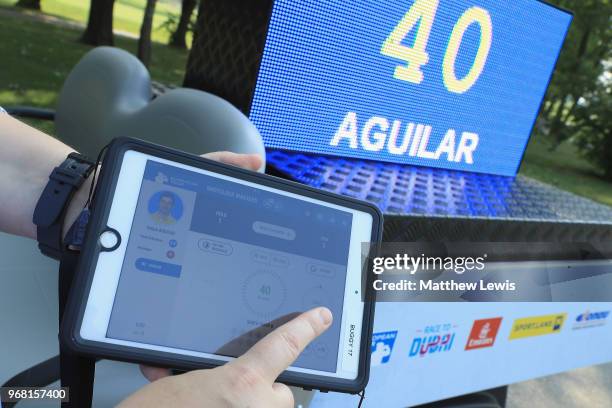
[509,313,566,340]
[310,303,612,408]
[409,323,457,357]
[465,317,502,350]
[371,330,398,366]
[572,310,610,330]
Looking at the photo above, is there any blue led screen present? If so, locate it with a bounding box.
[249,0,572,176]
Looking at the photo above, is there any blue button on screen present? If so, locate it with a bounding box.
[135,258,182,278]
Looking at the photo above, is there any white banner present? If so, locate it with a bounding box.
[311,302,612,407]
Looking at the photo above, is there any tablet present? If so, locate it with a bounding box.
[61,137,382,393]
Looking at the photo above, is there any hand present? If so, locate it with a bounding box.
[120,307,333,407]
[138,150,263,382]
[63,150,262,241]
[0,107,264,241]
[201,151,263,172]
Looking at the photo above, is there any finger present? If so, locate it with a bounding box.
[202,151,262,171]
[230,307,332,383]
[215,312,300,357]
[272,383,294,407]
[139,365,171,382]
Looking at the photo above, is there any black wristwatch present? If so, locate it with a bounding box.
[33,152,95,259]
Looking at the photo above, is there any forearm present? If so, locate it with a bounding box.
[0,115,91,240]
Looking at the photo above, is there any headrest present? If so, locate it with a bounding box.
[55,46,266,170]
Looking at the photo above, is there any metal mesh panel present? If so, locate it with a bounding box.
[267,150,612,225]
[382,216,612,242]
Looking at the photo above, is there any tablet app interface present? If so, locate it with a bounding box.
[107,160,353,372]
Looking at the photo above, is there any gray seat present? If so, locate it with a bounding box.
[54,46,266,170]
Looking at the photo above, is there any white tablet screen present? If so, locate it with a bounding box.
[105,159,354,373]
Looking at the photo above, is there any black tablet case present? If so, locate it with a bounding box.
[60,137,383,394]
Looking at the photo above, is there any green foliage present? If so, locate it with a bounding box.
[15,0,39,9]
[0,11,187,109]
[520,133,612,207]
[535,0,612,179]
[158,11,179,35]
[572,84,612,179]
[158,10,196,37]
[0,0,182,44]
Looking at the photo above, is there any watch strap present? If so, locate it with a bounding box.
[33,152,95,259]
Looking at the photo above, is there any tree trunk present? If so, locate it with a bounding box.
[183,0,273,113]
[543,98,556,119]
[550,28,591,141]
[16,0,40,10]
[81,0,116,46]
[137,0,158,67]
[561,96,578,124]
[549,94,569,149]
[603,135,612,181]
[544,97,561,123]
[169,0,197,49]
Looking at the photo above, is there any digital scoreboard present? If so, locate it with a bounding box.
[247,0,572,176]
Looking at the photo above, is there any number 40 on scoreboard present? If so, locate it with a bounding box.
[248,0,573,176]
[381,0,493,94]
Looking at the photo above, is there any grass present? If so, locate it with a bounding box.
[0,0,188,45]
[0,10,188,134]
[519,134,612,207]
[0,4,611,208]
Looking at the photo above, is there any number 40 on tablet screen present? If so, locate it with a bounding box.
[381,0,493,94]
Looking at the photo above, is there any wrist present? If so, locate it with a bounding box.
[18,147,74,240]
[32,152,96,258]
[62,168,97,238]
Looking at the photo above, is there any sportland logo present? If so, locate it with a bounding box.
[509,313,566,340]
[465,317,502,350]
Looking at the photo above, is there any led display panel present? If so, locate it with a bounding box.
[249,0,572,176]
